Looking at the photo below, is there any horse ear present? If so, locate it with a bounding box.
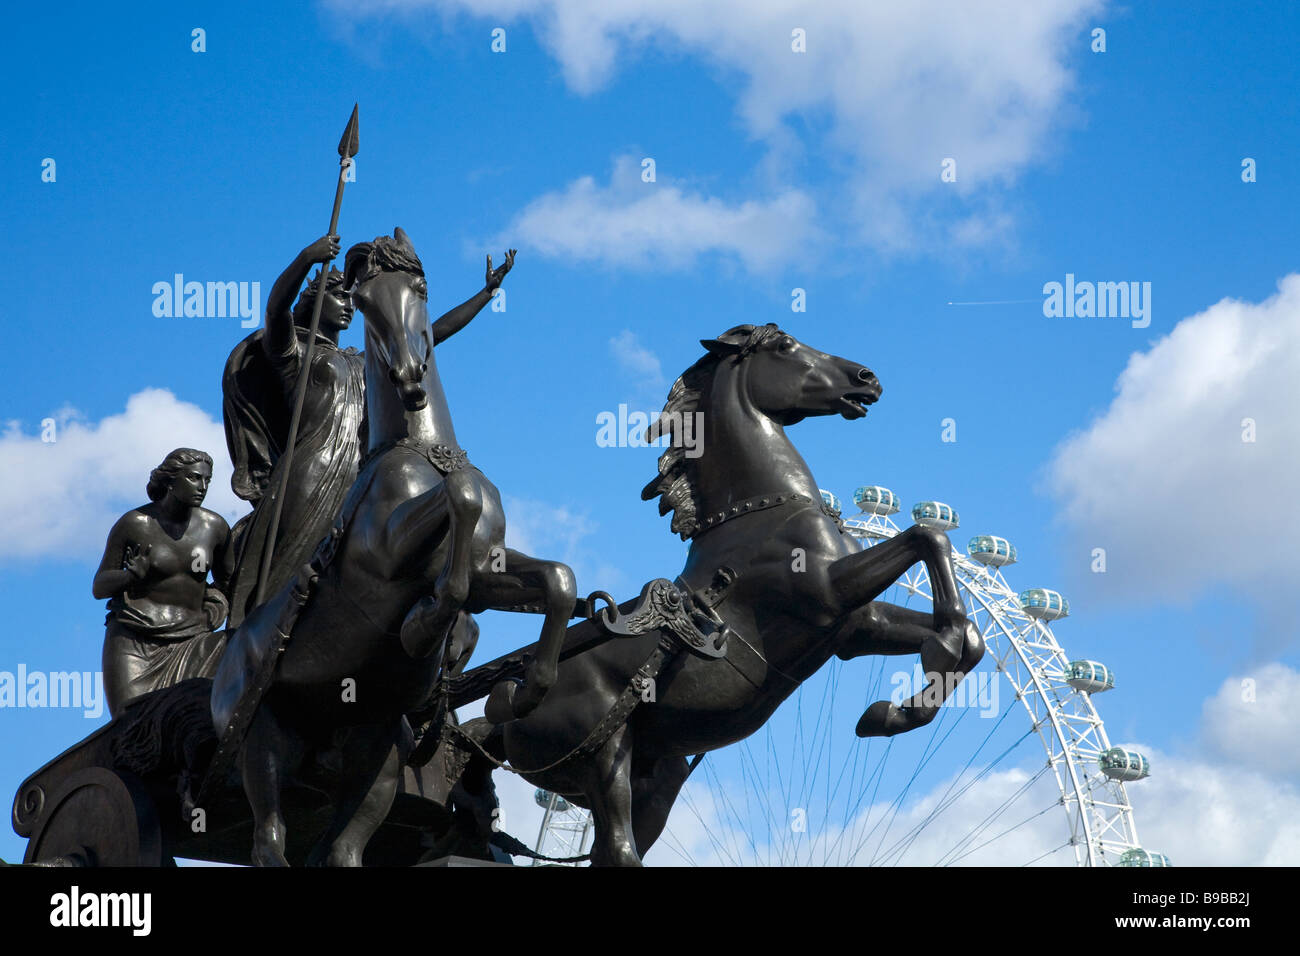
[394,226,414,250]
[700,338,743,357]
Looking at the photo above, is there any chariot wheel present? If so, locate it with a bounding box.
[23,767,166,867]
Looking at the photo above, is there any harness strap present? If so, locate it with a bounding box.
[445,632,679,777]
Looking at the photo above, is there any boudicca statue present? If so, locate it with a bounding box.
[10,107,983,867]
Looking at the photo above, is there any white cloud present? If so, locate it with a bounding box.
[1123,745,1300,866]
[337,0,1103,255]
[609,328,667,401]
[502,494,627,596]
[1046,275,1300,627]
[495,155,821,273]
[0,389,246,564]
[1201,663,1300,780]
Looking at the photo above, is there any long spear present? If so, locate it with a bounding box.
[253,104,359,606]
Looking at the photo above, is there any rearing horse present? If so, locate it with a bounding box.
[457,323,984,866]
[211,229,576,865]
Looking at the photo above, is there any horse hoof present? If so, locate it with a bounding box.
[855,700,908,738]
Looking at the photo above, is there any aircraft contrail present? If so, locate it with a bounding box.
[945,299,1040,306]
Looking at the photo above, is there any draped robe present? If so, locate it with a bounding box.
[222,328,366,629]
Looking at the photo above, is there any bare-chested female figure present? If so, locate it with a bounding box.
[94,448,232,715]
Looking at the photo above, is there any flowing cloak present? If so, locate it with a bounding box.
[222,328,367,629]
[222,330,290,503]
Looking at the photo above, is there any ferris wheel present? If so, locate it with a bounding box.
[532,485,1170,867]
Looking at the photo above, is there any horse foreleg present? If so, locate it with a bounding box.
[583,725,641,867]
[398,470,484,660]
[477,549,576,722]
[240,703,304,867]
[829,525,968,673]
[834,601,933,659]
[834,602,986,738]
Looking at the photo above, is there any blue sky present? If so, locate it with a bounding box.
[2,1,1297,864]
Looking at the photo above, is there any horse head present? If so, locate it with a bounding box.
[346,228,458,449]
[346,227,431,412]
[644,323,879,538]
[701,323,880,423]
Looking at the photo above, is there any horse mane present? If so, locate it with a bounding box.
[640,323,784,540]
[344,228,425,290]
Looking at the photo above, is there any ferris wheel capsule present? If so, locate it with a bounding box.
[819,489,843,514]
[967,535,1017,567]
[853,485,899,515]
[1118,848,1172,867]
[1065,660,1114,693]
[1100,748,1150,781]
[912,501,959,530]
[1019,588,1069,620]
[534,788,572,812]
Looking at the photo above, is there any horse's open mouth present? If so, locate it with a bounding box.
[839,393,877,419]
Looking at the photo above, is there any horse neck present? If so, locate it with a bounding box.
[363,323,460,451]
[673,362,844,687]
[691,361,820,513]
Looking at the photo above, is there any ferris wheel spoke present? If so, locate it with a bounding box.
[863,702,956,868]
[823,727,897,866]
[676,774,743,866]
[875,704,1017,865]
[1021,841,1075,867]
[735,742,781,864]
[874,706,977,866]
[827,655,886,865]
[934,763,1051,866]
[737,739,781,865]
[734,744,766,863]
[789,658,838,864]
[946,800,1062,866]
[655,825,698,866]
[922,725,1039,861]
[699,755,757,865]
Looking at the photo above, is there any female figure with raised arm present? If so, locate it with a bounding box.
[222,235,515,629]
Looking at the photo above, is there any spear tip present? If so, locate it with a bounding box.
[339,104,360,159]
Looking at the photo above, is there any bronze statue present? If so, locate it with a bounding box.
[93,448,232,716]
[208,229,576,865]
[444,324,984,865]
[11,109,990,869]
[221,235,515,629]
